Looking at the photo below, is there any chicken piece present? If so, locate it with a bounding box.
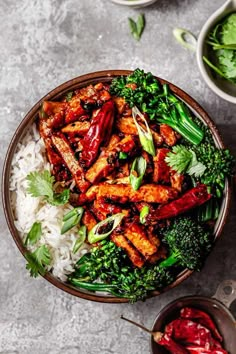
[146,245,167,264]
[170,171,184,192]
[160,124,177,146]
[113,97,126,114]
[153,148,171,184]
[116,117,163,146]
[124,224,157,257]
[81,210,97,232]
[85,135,136,184]
[97,183,178,204]
[111,234,145,268]
[61,121,90,136]
[51,133,90,192]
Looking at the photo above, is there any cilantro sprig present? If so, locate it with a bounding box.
[24,222,42,246]
[26,170,70,206]
[25,245,51,277]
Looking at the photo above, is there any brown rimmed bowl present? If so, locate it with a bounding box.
[2,70,231,303]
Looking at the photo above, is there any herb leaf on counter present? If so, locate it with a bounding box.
[128,14,145,41]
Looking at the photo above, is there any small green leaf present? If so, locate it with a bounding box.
[73,226,87,254]
[132,106,155,156]
[140,206,149,224]
[165,145,193,174]
[66,91,73,102]
[129,14,145,41]
[24,222,42,246]
[25,245,51,278]
[119,152,128,160]
[130,156,147,191]
[88,213,124,244]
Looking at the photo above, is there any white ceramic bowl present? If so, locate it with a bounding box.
[197,0,236,104]
[110,0,158,8]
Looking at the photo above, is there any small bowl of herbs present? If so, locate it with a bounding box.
[110,0,158,8]
[197,0,236,103]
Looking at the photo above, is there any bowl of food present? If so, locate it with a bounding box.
[2,69,234,303]
[197,0,236,103]
[109,0,158,8]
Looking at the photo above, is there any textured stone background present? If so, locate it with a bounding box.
[0,0,235,353]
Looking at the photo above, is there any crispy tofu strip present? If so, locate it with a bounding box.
[160,124,177,146]
[117,117,163,146]
[106,134,121,149]
[170,172,184,192]
[153,148,171,184]
[51,133,90,192]
[125,224,157,257]
[82,210,97,232]
[113,97,126,114]
[146,245,167,264]
[147,227,161,248]
[85,135,135,184]
[97,183,178,204]
[61,121,90,136]
[111,234,145,268]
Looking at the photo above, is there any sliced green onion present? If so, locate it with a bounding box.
[61,207,84,234]
[132,106,155,156]
[129,156,147,191]
[73,225,87,254]
[140,206,149,224]
[88,213,124,244]
[119,152,128,159]
[24,222,42,246]
[173,28,197,51]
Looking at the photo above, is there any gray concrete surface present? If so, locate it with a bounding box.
[0,0,235,353]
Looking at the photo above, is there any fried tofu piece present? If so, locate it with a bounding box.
[97,183,178,204]
[160,124,177,146]
[111,234,145,268]
[146,245,167,264]
[125,224,157,257]
[93,198,123,220]
[147,227,161,248]
[51,133,90,192]
[117,117,163,146]
[82,210,97,232]
[61,121,90,136]
[85,135,135,184]
[106,134,121,150]
[113,97,126,114]
[153,148,171,184]
[170,171,184,192]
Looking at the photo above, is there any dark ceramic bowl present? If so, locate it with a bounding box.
[151,280,236,353]
[2,70,231,303]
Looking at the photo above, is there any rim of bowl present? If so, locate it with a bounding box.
[150,295,236,353]
[196,4,236,104]
[110,0,157,6]
[2,69,231,303]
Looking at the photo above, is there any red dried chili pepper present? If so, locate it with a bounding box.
[158,333,189,354]
[80,100,115,167]
[150,184,211,220]
[180,307,223,342]
[165,318,222,350]
[185,345,228,354]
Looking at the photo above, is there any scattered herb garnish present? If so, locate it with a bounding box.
[66,91,73,102]
[140,206,149,224]
[25,245,51,277]
[204,13,236,83]
[132,106,155,156]
[128,14,145,41]
[24,222,42,246]
[73,226,87,254]
[130,156,147,191]
[27,170,70,206]
[88,213,124,244]
[61,207,84,235]
[119,151,128,160]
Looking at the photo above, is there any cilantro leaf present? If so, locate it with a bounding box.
[26,170,70,206]
[24,222,42,246]
[25,245,51,278]
[128,14,145,41]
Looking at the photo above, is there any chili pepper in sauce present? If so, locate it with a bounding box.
[180,307,223,342]
[80,100,115,168]
[150,184,211,220]
[158,333,189,354]
[165,319,223,350]
[185,345,228,354]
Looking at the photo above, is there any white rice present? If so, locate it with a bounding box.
[10,124,90,281]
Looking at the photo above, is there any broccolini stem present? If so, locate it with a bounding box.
[159,253,178,268]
